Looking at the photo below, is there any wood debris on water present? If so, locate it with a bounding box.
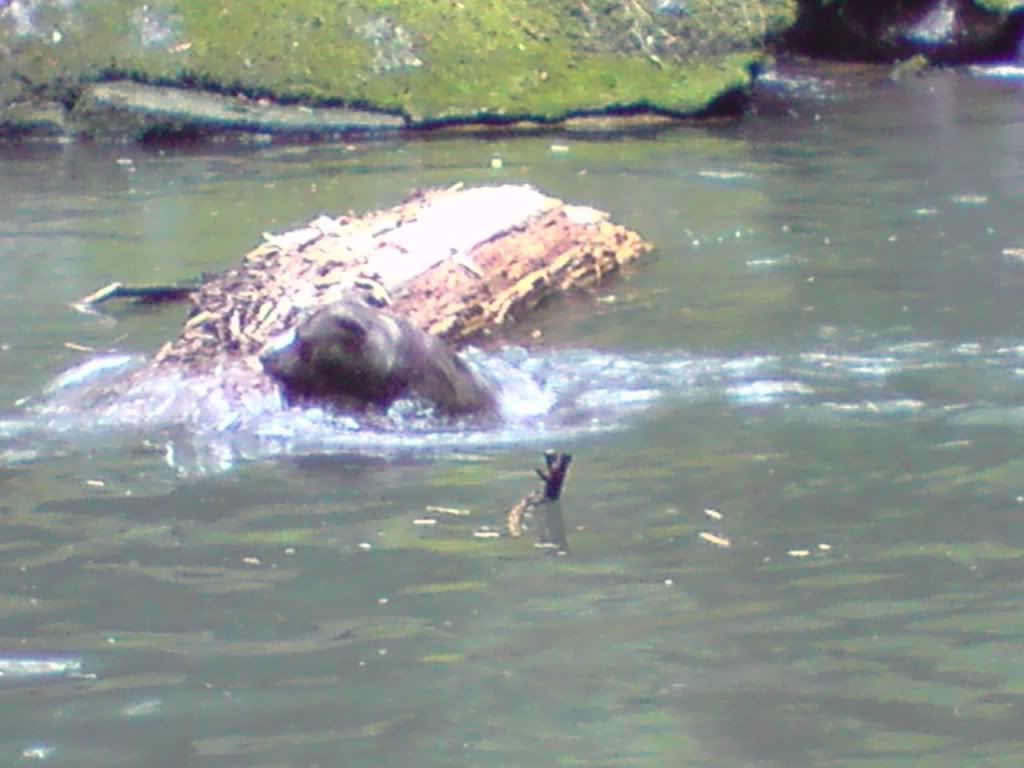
[151,183,651,373]
[699,531,732,549]
[73,183,651,414]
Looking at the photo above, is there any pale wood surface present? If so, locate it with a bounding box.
[152,183,651,373]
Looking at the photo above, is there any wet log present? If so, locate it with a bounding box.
[154,183,650,364]
[103,184,651,416]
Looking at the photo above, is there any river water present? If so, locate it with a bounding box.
[1,64,1024,766]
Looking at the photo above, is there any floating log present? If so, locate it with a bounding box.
[84,184,651,417]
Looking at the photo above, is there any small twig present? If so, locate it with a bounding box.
[63,341,95,353]
[73,280,199,313]
[76,281,123,306]
[506,450,573,552]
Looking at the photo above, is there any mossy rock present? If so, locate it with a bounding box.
[0,0,798,138]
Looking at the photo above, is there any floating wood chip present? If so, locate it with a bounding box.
[424,506,471,516]
[76,281,123,306]
[699,531,732,548]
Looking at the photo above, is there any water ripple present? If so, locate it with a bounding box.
[4,334,1024,474]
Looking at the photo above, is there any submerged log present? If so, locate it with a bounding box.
[98,184,651,417]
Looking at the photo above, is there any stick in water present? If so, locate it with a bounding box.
[506,450,573,555]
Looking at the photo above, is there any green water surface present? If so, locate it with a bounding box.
[2,67,1024,766]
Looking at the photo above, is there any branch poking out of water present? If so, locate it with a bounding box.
[536,449,573,501]
[73,280,198,313]
[506,450,573,555]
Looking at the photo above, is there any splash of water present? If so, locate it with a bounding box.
[2,345,758,474]
[6,333,1024,475]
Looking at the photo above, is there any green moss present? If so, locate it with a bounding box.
[170,0,767,120]
[3,0,794,126]
[972,0,1024,12]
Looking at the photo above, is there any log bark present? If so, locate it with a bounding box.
[153,183,649,366]
[97,184,651,416]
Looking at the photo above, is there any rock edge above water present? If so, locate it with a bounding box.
[1,0,795,141]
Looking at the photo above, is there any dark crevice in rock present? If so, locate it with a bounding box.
[781,0,1024,64]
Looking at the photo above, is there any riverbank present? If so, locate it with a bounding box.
[3,0,1019,143]
[0,0,791,141]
